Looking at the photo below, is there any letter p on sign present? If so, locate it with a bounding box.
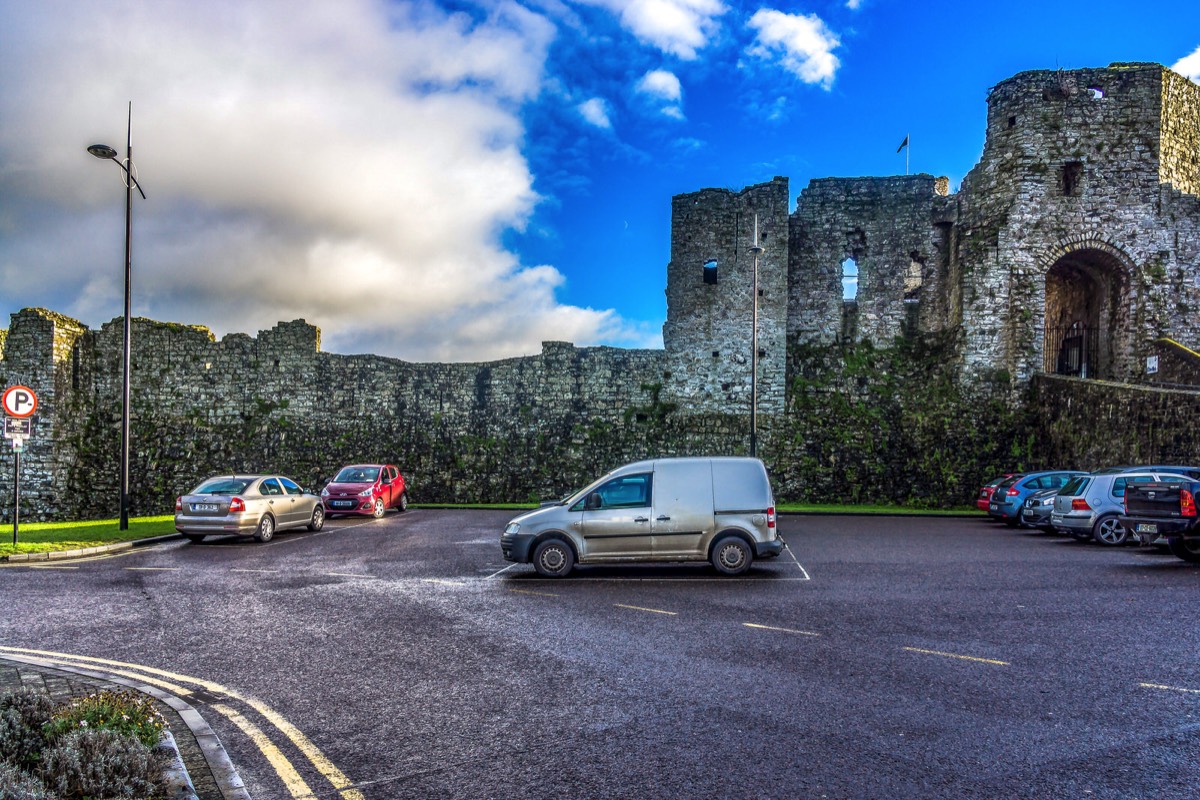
[3,385,38,418]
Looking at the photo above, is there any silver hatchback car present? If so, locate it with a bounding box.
[175,474,325,543]
[1050,470,1192,545]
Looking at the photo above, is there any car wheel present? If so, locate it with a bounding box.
[183,534,206,543]
[308,506,325,532]
[532,538,574,577]
[255,514,275,543]
[398,492,409,512]
[371,498,386,518]
[1167,537,1200,563]
[1092,514,1127,546]
[712,535,752,576]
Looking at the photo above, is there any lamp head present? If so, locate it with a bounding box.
[87,144,118,160]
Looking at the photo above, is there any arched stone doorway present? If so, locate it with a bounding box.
[1043,244,1130,380]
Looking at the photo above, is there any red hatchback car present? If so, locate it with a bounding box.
[322,464,409,518]
[976,473,1017,512]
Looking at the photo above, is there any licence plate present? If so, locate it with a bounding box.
[192,503,218,512]
[331,500,353,508]
[989,503,998,510]
[1136,523,1158,534]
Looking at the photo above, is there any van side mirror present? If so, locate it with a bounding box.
[586,492,603,511]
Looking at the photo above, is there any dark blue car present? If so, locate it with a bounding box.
[988,470,1087,526]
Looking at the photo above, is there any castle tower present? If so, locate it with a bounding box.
[663,177,789,415]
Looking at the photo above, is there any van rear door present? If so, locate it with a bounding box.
[651,460,715,558]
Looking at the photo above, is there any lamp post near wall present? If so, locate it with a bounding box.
[748,214,764,458]
[87,102,146,531]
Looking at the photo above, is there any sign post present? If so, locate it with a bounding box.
[3,385,38,546]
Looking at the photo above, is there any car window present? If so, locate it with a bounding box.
[259,478,284,496]
[335,467,379,482]
[592,473,653,509]
[280,477,304,495]
[194,477,251,495]
[1060,476,1090,496]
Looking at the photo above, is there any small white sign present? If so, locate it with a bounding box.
[1147,355,1159,374]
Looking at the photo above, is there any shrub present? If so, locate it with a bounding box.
[38,728,168,800]
[43,689,166,749]
[0,761,59,800]
[0,689,55,769]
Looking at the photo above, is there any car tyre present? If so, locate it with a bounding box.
[1092,514,1127,546]
[712,535,752,576]
[183,534,206,543]
[398,492,409,512]
[532,538,574,577]
[371,498,386,518]
[255,514,276,543]
[1167,537,1200,563]
[308,506,325,532]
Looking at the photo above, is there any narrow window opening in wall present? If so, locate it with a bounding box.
[712,351,720,358]
[1008,115,1017,128]
[758,288,764,297]
[904,253,924,303]
[758,349,766,359]
[1087,87,1104,99]
[721,382,731,391]
[1062,161,1083,196]
[274,359,280,368]
[703,259,718,285]
[842,257,859,301]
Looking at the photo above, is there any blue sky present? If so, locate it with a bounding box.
[1,0,1198,361]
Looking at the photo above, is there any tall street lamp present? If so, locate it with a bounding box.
[87,102,146,531]
[748,213,763,458]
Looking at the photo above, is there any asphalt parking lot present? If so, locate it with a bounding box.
[3,509,1199,799]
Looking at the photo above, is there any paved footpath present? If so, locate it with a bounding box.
[0,655,245,800]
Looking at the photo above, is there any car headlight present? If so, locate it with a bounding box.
[505,522,521,535]
[321,488,329,497]
[358,488,374,497]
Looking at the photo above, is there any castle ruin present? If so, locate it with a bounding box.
[4,63,1200,518]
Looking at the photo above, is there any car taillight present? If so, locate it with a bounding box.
[175,497,182,511]
[1183,490,1197,518]
[767,506,776,529]
[229,497,246,513]
[1071,498,1091,511]
[1007,487,1020,497]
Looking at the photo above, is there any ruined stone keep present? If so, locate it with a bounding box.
[4,63,1200,519]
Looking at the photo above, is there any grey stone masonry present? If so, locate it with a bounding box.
[663,177,789,413]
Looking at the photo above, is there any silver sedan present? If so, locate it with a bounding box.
[175,474,324,543]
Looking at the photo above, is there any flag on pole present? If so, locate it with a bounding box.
[896,135,909,153]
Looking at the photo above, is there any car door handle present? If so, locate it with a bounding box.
[656,515,671,521]
[634,516,649,523]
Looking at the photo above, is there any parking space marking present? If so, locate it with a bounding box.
[615,603,677,616]
[125,566,179,571]
[232,569,280,574]
[508,588,558,597]
[1139,682,1200,695]
[422,578,465,586]
[210,703,314,799]
[486,563,520,579]
[743,622,820,636]
[783,540,811,580]
[324,572,375,579]
[903,647,1008,666]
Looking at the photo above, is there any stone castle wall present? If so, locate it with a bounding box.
[4,62,1200,521]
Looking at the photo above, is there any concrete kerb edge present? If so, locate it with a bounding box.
[0,653,249,800]
[0,533,182,563]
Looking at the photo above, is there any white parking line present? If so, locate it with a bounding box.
[232,569,279,574]
[615,603,677,616]
[783,539,811,580]
[485,563,520,579]
[1139,682,1200,695]
[324,572,374,579]
[904,647,1008,666]
[743,623,819,636]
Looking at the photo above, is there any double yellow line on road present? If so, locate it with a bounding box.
[0,646,362,800]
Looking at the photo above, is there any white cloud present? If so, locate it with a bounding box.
[1174,46,1200,82]
[0,0,652,361]
[845,0,863,9]
[578,97,613,128]
[746,8,841,89]
[577,0,727,60]
[635,69,684,119]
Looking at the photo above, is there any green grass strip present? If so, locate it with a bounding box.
[0,515,176,556]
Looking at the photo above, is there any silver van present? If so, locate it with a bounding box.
[500,457,783,577]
